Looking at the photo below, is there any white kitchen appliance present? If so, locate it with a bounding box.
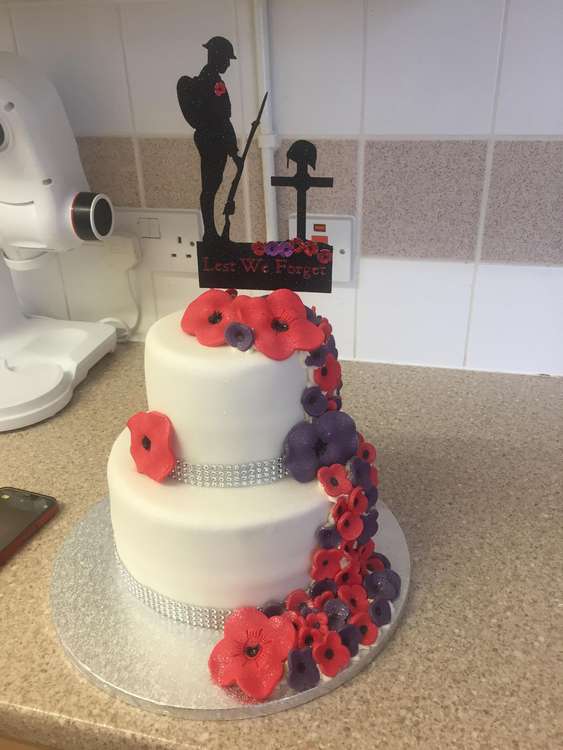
[0,52,117,431]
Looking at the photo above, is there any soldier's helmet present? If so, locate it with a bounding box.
[287,140,317,170]
[203,36,237,60]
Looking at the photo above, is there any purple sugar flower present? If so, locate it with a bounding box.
[369,598,392,627]
[283,410,358,483]
[349,457,373,490]
[224,322,254,351]
[305,345,328,368]
[287,648,320,692]
[311,578,338,598]
[356,510,379,546]
[278,240,294,257]
[315,524,341,549]
[338,624,362,657]
[364,569,401,602]
[324,597,350,631]
[301,386,328,418]
[326,334,339,360]
[366,485,378,509]
[261,600,286,617]
[305,306,323,325]
[265,241,281,256]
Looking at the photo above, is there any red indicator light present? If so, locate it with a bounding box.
[311,234,328,244]
[313,223,326,232]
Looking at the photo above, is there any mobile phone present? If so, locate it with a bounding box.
[0,487,59,565]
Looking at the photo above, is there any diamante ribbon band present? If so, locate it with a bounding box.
[115,548,232,629]
[169,456,288,487]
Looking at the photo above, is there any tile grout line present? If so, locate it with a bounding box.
[351,0,369,361]
[7,6,18,53]
[462,0,510,368]
[115,1,146,209]
[233,0,252,241]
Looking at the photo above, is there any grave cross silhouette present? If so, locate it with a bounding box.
[270,140,333,240]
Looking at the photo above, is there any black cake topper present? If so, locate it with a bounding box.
[177,36,333,293]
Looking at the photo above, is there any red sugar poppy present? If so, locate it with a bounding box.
[297,625,325,649]
[318,464,352,497]
[311,548,344,581]
[303,241,318,257]
[252,241,266,257]
[314,354,341,392]
[317,249,332,265]
[208,607,294,700]
[305,611,329,632]
[181,288,237,347]
[312,631,350,677]
[235,289,324,361]
[285,609,305,637]
[312,590,335,609]
[356,436,376,463]
[336,511,364,542]
[348,486,368,514]
[357,540,375,564]
[319,317,333,341]
[331,496,349,523]
[285,588,309,612]
[349,611,379,646]
[365,555,386,574]
[214,81,227,96]
[291,238,308,254]
[338,584,368,614]
[339,538,358,557]
[127,410,175,482]
[335,563,363,587]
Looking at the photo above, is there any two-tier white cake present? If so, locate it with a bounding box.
[107,285,399,701]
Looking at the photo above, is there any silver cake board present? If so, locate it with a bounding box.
[51,499,410,720]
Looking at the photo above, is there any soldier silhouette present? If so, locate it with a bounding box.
[177,36,242,242]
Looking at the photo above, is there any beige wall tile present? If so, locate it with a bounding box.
[77,137,140,207]
[362,140,486,259]
[247,143,267,241]
[482,141,563,265]
[140,137,246,241]
[274,139,357,239]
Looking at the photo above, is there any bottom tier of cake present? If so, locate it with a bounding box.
[108,429,330,611]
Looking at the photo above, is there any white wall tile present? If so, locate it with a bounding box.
[466,264,563,375]
[269,0,364,136]
[120,0,243,136]
[495,0,563,135]
[0,9,15,52]
[364,0,504,135]
[356,258,473,367]
[11,3,132,135]
[152,272,200,319]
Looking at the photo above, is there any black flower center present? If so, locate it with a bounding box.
[329,477,339,487]
[362,449,370,459]
[321,366,328,376]
[311,621,320,629]
[314,438,328,457]
[341,572,349,583]
[142,435,151,451]
[343,519,350,528]
[245,644,260,658]
[360,625,368,635]
[208,310,222,324]
[297,662,307,673]
[304,634,313,646]
[271,318,289,332]
[325,648,334,660]
[350,597,357,608]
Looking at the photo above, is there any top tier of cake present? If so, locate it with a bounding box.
[145,310,308,465]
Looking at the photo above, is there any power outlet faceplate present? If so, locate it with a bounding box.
[114,208,202,274]
[288,214,354,284]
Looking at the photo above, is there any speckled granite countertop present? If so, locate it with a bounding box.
[1,344,562,750]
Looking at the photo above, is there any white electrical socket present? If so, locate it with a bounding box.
[288,214,354,284]
[114,208,202,275]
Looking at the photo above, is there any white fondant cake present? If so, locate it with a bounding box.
[108,304,330,610]
[144,311,306,464]
[108,430,327,609]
